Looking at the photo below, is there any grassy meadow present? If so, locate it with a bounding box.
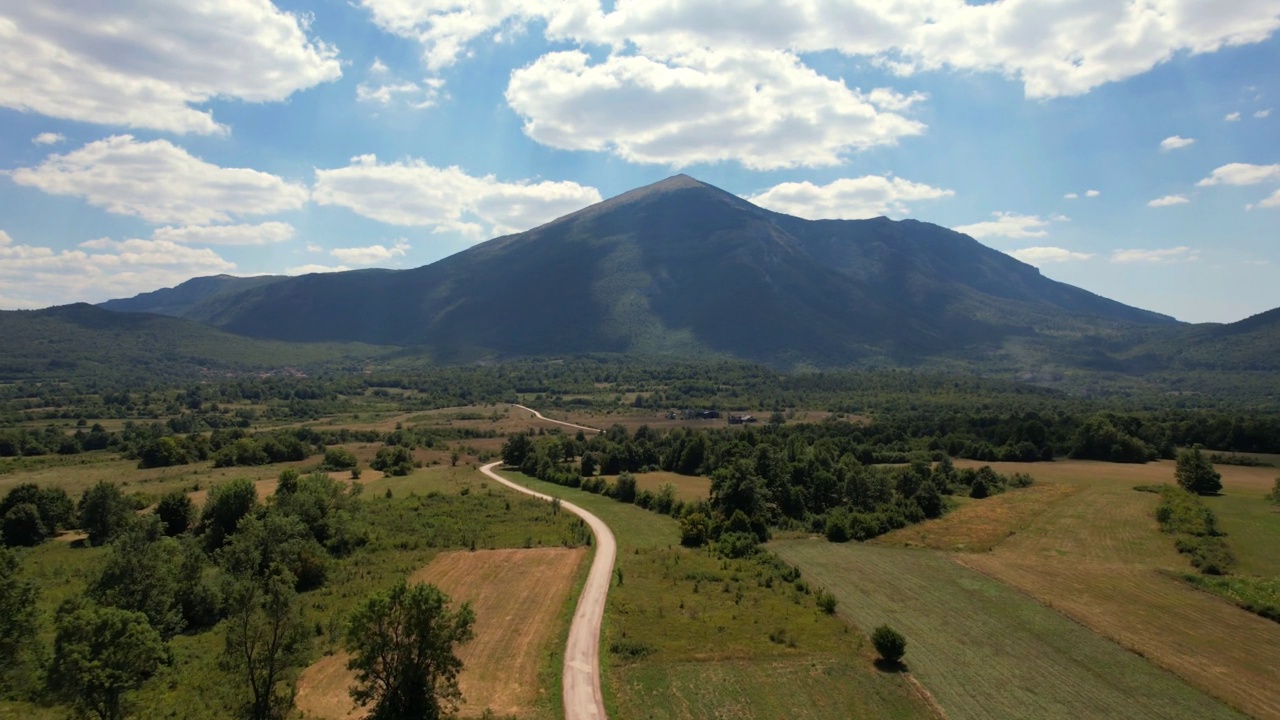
[497,470,935,720]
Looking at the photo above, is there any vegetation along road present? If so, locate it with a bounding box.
[511,403,603,434]
[483,406,612,720]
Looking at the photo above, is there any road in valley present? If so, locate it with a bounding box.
[510,403,603,434]
[481,405,612,720]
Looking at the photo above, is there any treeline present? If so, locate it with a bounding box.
[503,426,1034,552]
[0,420,497,470]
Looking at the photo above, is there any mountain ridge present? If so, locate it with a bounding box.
[91,174,1244,371]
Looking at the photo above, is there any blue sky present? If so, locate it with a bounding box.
[1,1,1278,323]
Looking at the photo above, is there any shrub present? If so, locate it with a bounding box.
[154,491,195,536]
[715,531,758,559]
[871,624,906,663]
[78,481,133,546]
[679,512,709,548]
[815,588,838,614]
[1175,446,1222,495]
[1267,477,1280,506]
[322,447,358,471]
[2,503,46,547]
[613,472,637,504]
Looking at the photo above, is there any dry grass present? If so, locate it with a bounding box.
[295,547,586,720]
[924,459,1280,718]
[874,482,1080,552]
[600,471,710,503]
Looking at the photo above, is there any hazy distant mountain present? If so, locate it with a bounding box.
[99,175,1186,367]
[0,303,384,381]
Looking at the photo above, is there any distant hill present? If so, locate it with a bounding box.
[0,304,389,381]
[98,175,1188,368]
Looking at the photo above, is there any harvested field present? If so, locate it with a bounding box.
[773,541,1245,720]
[924,459,1280,718]
[874,482,1080,552]
[296,547,586,720]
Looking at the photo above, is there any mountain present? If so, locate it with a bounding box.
[0,303,388,381]
[98,175,1184,368]
[98,274,286,322]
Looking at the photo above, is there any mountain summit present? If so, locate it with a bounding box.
[100,175,1176,365]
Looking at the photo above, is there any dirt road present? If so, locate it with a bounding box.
[480,460,615,720]
[510,403,602,434]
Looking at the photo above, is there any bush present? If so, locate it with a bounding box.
[871,624,906,663]
[78,481,133,546]
[679,512,709,548]
[199,478,259,551]
[715,531,758,559]
[815,588,838,614]
[613,472,637,504]
[322,447,358,471]
[1175,445,1222,495]
[2,503,46,547]
[155,491,195,536]
[1267,477,1280,506]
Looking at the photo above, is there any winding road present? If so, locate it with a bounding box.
[479,404,613,720]
[510,403,603,434]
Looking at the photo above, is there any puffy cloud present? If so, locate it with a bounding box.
[506,49,925,169]
[32,132,64,146]
[953,212,1062,240]
[330,240,411,265]
[313,154,602,238]
[1256,189,1280,209]
[1159,135,1195,151]
[0,229,235,308]
[1256,109,1273,118]
[1010,247,1095,265]
[0,1,340,134]
[356,78,444,108]
[1064,189,1100,199]
[1064,192,1079,200]
[1148,194,1190,207]
[1225,111,1242,121]
[1085,189,1101,198]
[150,223,296,246]
[7,136,310,225]
[1111,246,1199,263]
[746,176,953,219]
[365,0,1280,99]
[1196,163,1280,186]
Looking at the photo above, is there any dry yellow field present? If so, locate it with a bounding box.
[880,459,1280,718]
[296,547,587,720]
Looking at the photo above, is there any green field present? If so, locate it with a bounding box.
[497,471,933,720]
[772,541,1244,720]
[1204,492,1280,577]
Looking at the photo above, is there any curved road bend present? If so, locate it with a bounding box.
[510,403,603,434]
[482,403,612,720]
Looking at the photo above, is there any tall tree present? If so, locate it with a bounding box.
[1175,445,1223,495]
[221,566,307,720]
[48,600,167,720]
[0,549,40,689]
[345,580,475,720]
[78,482,133,547]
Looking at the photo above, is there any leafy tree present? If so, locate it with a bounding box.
[500,433,532,468]
[871,624,906,664]
[371,446,415,477]
[154,491,195,536]
[915,481,944,519]
[1268,477,1280,505]
[345,580,475,720]
[137,437,188,469]
[322,447,358,471]
[1,483,74,538]
[78,482,133,547]
[200,478,260,551]
[579,452,598,478]
[219,512,329,592]
[222,566,307,720]
[679,512,709,548]
[2,503,46,547]
[709,459,770,524]
[613,471,637,503]
[0,548,40,686]
[48,600,168,720]
[273,471,365,556]
[1176,446,1223,495]
[88,517,186,638]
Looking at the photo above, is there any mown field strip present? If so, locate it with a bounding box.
[772,541,1245,720]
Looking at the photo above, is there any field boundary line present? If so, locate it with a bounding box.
[481,460,615,720]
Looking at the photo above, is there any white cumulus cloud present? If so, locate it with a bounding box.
[1111,246,1200,263]
[313,154,602,238]
[1160,135,1195,151]
[1256,189,1280,209]
[1196,163,1280,186]
[506,49,925,169]
[7,136,310,225]
[746,176,953,220]
[1148,194,1190,207]
[150,222,296,246]
[1256,109,1273,118]
[954,212,1063,240]
[286,263,351,276]
[1225,111,1242,121]
[32,132,64,146]
[0,229,235,308]
[330,240,411,266]
[0,1,341,134]
[1010,247,1095,265]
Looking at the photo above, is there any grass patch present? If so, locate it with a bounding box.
[773,541,1245,720]
[1180,574,1280,624]
[497,470,933,720]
